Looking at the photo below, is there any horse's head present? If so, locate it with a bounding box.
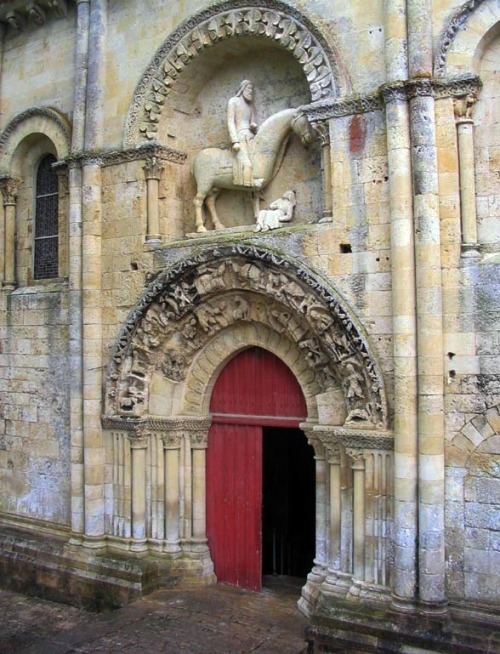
[291,111,314,147]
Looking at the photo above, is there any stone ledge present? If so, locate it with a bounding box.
[306,597,500,653]
[0,526,215,611]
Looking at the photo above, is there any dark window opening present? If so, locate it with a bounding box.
[34,154,58,279]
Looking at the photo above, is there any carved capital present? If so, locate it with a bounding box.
[190,429,209,449]
[143,156,165,180]
[405,78,434,100]
[453,93,477,122]
[0,177,21,205]
[346,447,365,469]
[127,432,150,449]
[162,432,182,449]
[312,121,330,146]
[380,81,407,105]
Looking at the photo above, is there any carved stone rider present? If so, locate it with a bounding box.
[227,80,258,187]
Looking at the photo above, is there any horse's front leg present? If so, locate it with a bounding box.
[206,189,225,231]
[193,194,207,233]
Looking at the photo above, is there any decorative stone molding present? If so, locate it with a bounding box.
[405,78,434,100]
[124,0,340,146]
[434,74,482,100]
[102,415,212,432]
[380,81,407,105]
[105,246,388,429]
[313,426,393,451]
[64,143,187,170]
[0,107,71,159]
[303,93,383,123]
[434,0,489,75]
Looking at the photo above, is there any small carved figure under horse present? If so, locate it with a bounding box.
[191,107,313,233]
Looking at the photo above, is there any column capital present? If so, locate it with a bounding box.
[311,120,330,146]
[0,176,21,204]
[405,78,434,100]
[346,447,366,469]
[143,155,164,180]
[380,81,407,105]
[453,93,478,123]
[127,431,149,449]
[162,432,182,449]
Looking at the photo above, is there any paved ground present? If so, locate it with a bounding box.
[0,577,309,654]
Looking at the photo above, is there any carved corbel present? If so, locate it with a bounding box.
[5,11,25,32]
[47,0,68,17]
[27,3,46,26]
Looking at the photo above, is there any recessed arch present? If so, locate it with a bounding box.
[123,0,345,147]
[104,245,387,430]
[0,107,70,174]
[435,0,500,76]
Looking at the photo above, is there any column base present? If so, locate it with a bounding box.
[461,243,481,258]
[2,281,16,290]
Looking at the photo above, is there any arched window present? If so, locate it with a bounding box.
[34,154,59,279]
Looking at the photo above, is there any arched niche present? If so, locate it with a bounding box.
[104,246,388,430]
[0,107,70,175]
[435,0,500,77]
[124,0,344,148]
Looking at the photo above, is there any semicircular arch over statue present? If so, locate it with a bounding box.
[104,245,388,430]
[124,0,344,147]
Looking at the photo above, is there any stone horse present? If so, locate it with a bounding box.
[191,107,313,233]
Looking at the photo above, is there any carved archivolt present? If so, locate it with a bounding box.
[105,246,387,429]
[124,0,339,146]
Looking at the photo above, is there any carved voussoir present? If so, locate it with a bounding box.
[105,247,387,428]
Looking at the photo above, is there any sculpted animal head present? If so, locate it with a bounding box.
[291,110,314,147]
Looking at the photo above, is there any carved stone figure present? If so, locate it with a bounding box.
[191,107,313,232]
[255,190,296,232]
[227,80,258,187]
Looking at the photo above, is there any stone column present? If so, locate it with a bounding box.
[312,122,333,223]
[128,432,149,551]
[305,431,328,575]
[348,449,366,583]
[0,24,5,133]
[454,95,479,256]
[73,0,90,152]
[162,431,181,552]
[143,156,164,244]
[407,77,447,615]
[85,0,107,151]
[68,0,90,543]
[191,429,209,547]
[0,177,21,290]
[82,157,104,545]
[381,82,419,611]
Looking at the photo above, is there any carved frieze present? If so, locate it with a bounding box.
[105,246,387,430]
[63,143,187,170]
[124,0,338,146]
[303,93,383,123]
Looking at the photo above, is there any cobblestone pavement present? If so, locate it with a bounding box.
[0,578,308,654]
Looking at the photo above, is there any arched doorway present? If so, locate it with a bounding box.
[206,347,315,591]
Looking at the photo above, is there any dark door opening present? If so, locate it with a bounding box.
[262,427,315,579]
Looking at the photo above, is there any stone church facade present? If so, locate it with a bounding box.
[0,0,499,651]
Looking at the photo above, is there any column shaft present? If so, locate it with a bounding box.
[165,447,180,545]
[130,440,147,546]
[85,0,107,151]
[4,202,16,288]
[329,453,341,569]
[192,448,207,541]
[457,120,478,247]
[351,455,366,581]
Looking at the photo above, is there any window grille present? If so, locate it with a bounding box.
[34,154,58,279]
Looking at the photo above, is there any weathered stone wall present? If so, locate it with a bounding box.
[0,287,70,526]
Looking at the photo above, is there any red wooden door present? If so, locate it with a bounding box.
[206,347,307,591]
